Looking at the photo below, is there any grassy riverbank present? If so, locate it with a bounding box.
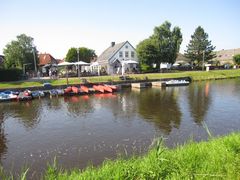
[45,133,240,179]
[1,133,239,179]
[0,69,240,89]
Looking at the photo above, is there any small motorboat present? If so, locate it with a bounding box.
[0,91,18,102]
[93,85,104,93]
[49,89,58,96]
[165,79,190,86]
[32,91,45,98]
[71,86,79,94]
[55,89,64,95]
[80,85,89,93]
[17,90,32,101]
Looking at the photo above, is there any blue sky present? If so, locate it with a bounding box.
[1,0,239,58]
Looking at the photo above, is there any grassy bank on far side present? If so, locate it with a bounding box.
[0,69,240,90]
[43,133,240,179]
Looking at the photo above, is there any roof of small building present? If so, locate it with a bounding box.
[97,41,127,64]
[38,53,57,65]
[214,48,240,61]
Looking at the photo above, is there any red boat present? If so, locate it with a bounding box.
[71,86,79,94]
[105,85,117,90]
[80,85,89,93]
[93,85,104,93]
[64,86,72,93]
[102,85,112,93]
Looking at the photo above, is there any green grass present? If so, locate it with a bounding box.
[1,69,240,89]
[42,133,240,180]
[1,133,240,179]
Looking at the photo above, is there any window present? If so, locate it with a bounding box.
[125,51,129,58]
[131,51,134,58]
[119,51,123,58]
[125,45,128,49]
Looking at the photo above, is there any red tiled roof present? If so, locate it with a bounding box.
[38,53,57,65]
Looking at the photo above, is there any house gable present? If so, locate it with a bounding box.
[97,41,138,65]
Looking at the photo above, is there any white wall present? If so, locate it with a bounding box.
[109,42,138,64]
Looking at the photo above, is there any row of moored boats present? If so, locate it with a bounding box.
[0,84,118,102]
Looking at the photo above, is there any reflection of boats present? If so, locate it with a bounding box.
[80,85,89,93]
[94,93,117,98]
[93,85,104,93]
[0,91,18,102]
[166,79,190,86]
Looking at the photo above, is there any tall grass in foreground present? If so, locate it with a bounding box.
[42,133,240,180]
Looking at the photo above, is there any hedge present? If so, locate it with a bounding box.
[0,68,23,81]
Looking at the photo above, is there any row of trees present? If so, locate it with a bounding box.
[136,21,217,71]
[1,34,96,70]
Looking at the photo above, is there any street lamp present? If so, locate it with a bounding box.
[202,50,205,71]
[32,47,37,74]
[77,48,80,77]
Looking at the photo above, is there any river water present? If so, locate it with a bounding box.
[0,79,240,177]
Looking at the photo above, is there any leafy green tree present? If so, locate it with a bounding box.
[233,54,240,65]
[136,21,182,71]
[136,39,158,71]
[3,34,38,70]
[65,47,96,63]
[184,26,216,66]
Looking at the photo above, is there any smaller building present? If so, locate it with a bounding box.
[38,53,58,76]
[97,41,139,75]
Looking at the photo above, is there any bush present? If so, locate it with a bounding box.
[0,68,23,81]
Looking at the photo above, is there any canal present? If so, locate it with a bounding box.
[0,79,240,177]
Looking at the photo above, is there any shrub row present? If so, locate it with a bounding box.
[0,68,23,81]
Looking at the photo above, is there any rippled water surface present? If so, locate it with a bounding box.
[0,79,240,177]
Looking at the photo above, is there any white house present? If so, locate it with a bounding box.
[97,41,139,75]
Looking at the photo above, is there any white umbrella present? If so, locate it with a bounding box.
[122,60,139,64]
[57,61,74,66]
[72,61,90,66]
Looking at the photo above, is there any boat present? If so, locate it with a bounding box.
[102,85,113,93]
[55,89,64,95]
[93,85,104,93]
[17,90,32,101]
[71,86,79,94]
[165,79,190,86]
[32,91,45,98]
[80,85,89,93]
[0,91,18,102]
[64,86,72,94]
[49,89,58,96]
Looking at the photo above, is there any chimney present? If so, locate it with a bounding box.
[111,42,115,47]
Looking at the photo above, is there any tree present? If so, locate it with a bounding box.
[65,47,96,63]
[3,34,38,70]
[184,26,216,66]
[136,39,158,71]
[136,21,182,71]
[233,54,240,65]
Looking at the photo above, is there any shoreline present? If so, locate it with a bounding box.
[0,69,240,91]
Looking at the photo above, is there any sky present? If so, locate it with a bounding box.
[1,0,239,59]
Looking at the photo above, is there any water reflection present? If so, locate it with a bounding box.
[137,88,181,134]
[188,82,211,124]
[0,101,41,128]
[64,96,95,116]
[0,112,7,162]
